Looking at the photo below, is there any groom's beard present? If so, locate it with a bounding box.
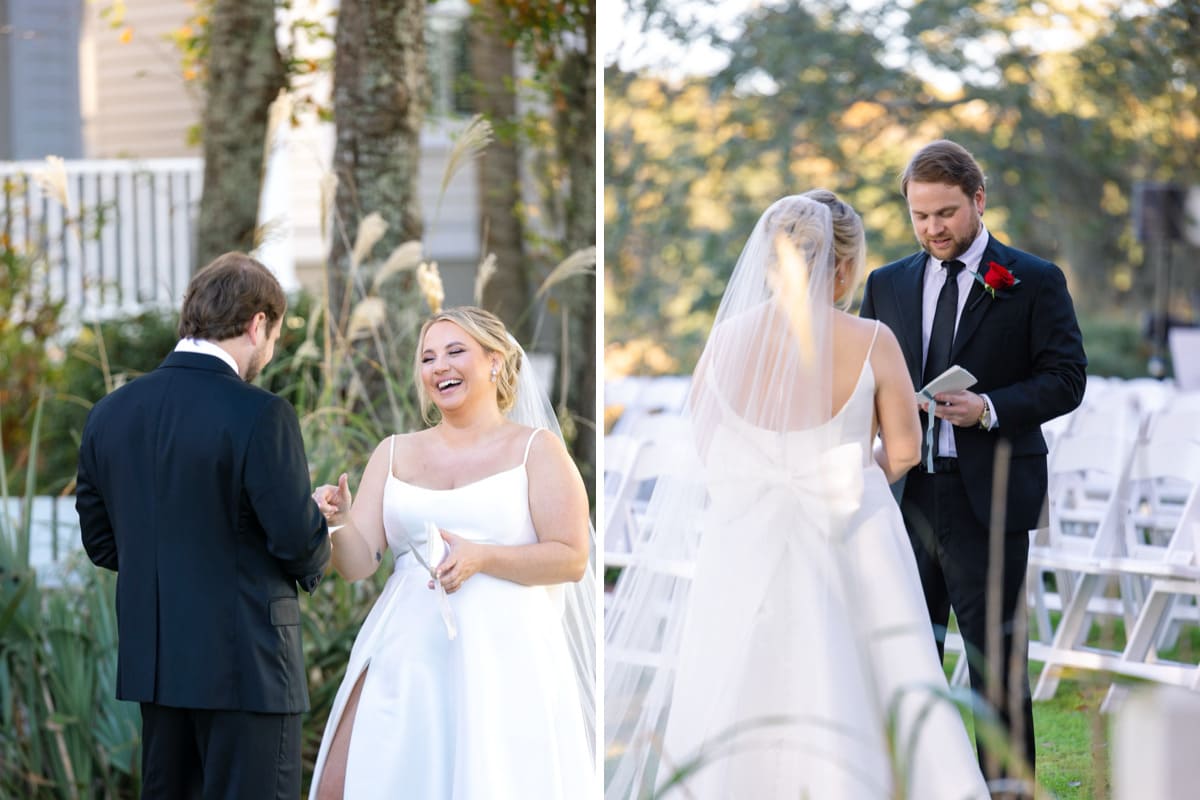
[243,344,270,383]
[920,216,981,262]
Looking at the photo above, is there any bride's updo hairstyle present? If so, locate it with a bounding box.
[761,195,830,275]
[803,189,866,308]
[760,190,865,310]
[415,306,522,424]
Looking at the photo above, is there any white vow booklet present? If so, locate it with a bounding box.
[424,522,458,640]
[916,365,977,404]
[917,365,978,473]
[426,520,448,571]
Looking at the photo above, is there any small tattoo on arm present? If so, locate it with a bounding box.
[375,551,382,563]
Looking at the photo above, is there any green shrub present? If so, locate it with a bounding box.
[38,312,180,495]
[1,395,141,799]
[0,244,65,496]
[1077,313,1151,379]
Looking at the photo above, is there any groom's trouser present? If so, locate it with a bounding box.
[140,703,301,800]
[901,466,1037,783]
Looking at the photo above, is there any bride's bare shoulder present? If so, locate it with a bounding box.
[380,429,434,459]
[833,310,887,342]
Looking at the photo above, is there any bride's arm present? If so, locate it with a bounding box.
[435,431,589,592]
[871,325,923,483]
[315,438,391,582]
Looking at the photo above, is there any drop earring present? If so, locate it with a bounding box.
[490,366,498,383]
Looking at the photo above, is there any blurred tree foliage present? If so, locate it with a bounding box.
[465,0,598,479]
[605,0,1200,375]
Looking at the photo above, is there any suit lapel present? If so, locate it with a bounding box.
[950,236,1009,363]
[890,253,926,389]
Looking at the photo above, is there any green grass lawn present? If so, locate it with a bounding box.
[943,652,1112,799]
[1030,665,1112,799]
[944,615,1200,799]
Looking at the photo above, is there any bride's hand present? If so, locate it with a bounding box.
[313,473,352,528]
[433,530,483,594]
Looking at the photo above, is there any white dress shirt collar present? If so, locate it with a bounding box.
[174,338,241,377]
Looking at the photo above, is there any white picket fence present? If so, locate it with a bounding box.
[1,158,202,320]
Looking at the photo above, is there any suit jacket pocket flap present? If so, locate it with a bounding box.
[269,597,301,626]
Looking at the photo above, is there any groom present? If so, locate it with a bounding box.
[77,252,331,799]
[861,140,1086,785]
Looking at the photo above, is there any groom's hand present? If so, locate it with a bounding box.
[931,390,984,427]
[313,473,352,527]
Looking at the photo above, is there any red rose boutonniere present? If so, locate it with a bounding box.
[972,261,1020,304]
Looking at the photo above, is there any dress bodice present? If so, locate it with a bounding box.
[701,323,881,518]
[381,431,541,564]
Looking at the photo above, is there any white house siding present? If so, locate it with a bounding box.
[80,0,201,159]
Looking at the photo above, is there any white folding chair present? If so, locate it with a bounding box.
[1121,377,1176,419]
[1033,436,1200,702]
[1143,393,1200,446]
[608,375,693,436]
[1029,430,1139,699]
[1095,438,1200,711]
[605,376,647,410]
[1028,430,1134,647]
[604,433,650,558]
[603,417,698,570]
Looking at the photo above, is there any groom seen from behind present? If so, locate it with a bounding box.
[860,140,1087,789]
[76,252,332,799]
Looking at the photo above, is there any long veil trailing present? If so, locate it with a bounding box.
[505,337,598,765]
[604,195,891,797]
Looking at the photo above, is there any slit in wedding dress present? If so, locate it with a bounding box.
[316,664,370,800]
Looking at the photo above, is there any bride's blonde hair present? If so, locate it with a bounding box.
[803,189,866,308]
[415,306,522,424]
[760,190,865,310]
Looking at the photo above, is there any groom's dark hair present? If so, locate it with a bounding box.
[900,139,986,200]
[178,252,287,341]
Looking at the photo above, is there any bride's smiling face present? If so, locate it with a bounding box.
[419,320,499,416]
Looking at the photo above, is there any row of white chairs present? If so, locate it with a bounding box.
[604,376,693,571]
[604,375,1200,709]
[1028,387,1200,708]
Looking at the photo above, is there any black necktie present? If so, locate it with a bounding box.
[924,260,965,386]
[923,259,965,457]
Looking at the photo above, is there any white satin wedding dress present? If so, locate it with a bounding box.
[309,429,594,799]
[656,324,989,799]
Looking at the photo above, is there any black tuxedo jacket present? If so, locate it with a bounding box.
[860,235,1087,532]
[76,352,331,713]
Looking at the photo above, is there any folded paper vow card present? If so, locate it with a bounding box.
[916,365,977,402]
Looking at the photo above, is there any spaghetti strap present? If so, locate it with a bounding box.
[388,434,396,470]
[521,428,545,465]
[866,319,881,360]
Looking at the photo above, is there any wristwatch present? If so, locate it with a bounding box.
[978,399,992,430]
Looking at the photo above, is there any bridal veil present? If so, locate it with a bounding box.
[507,337,599,764]
[603,194,903,796]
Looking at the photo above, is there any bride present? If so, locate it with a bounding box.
[604,191,989,798]
[309,306,596,799]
